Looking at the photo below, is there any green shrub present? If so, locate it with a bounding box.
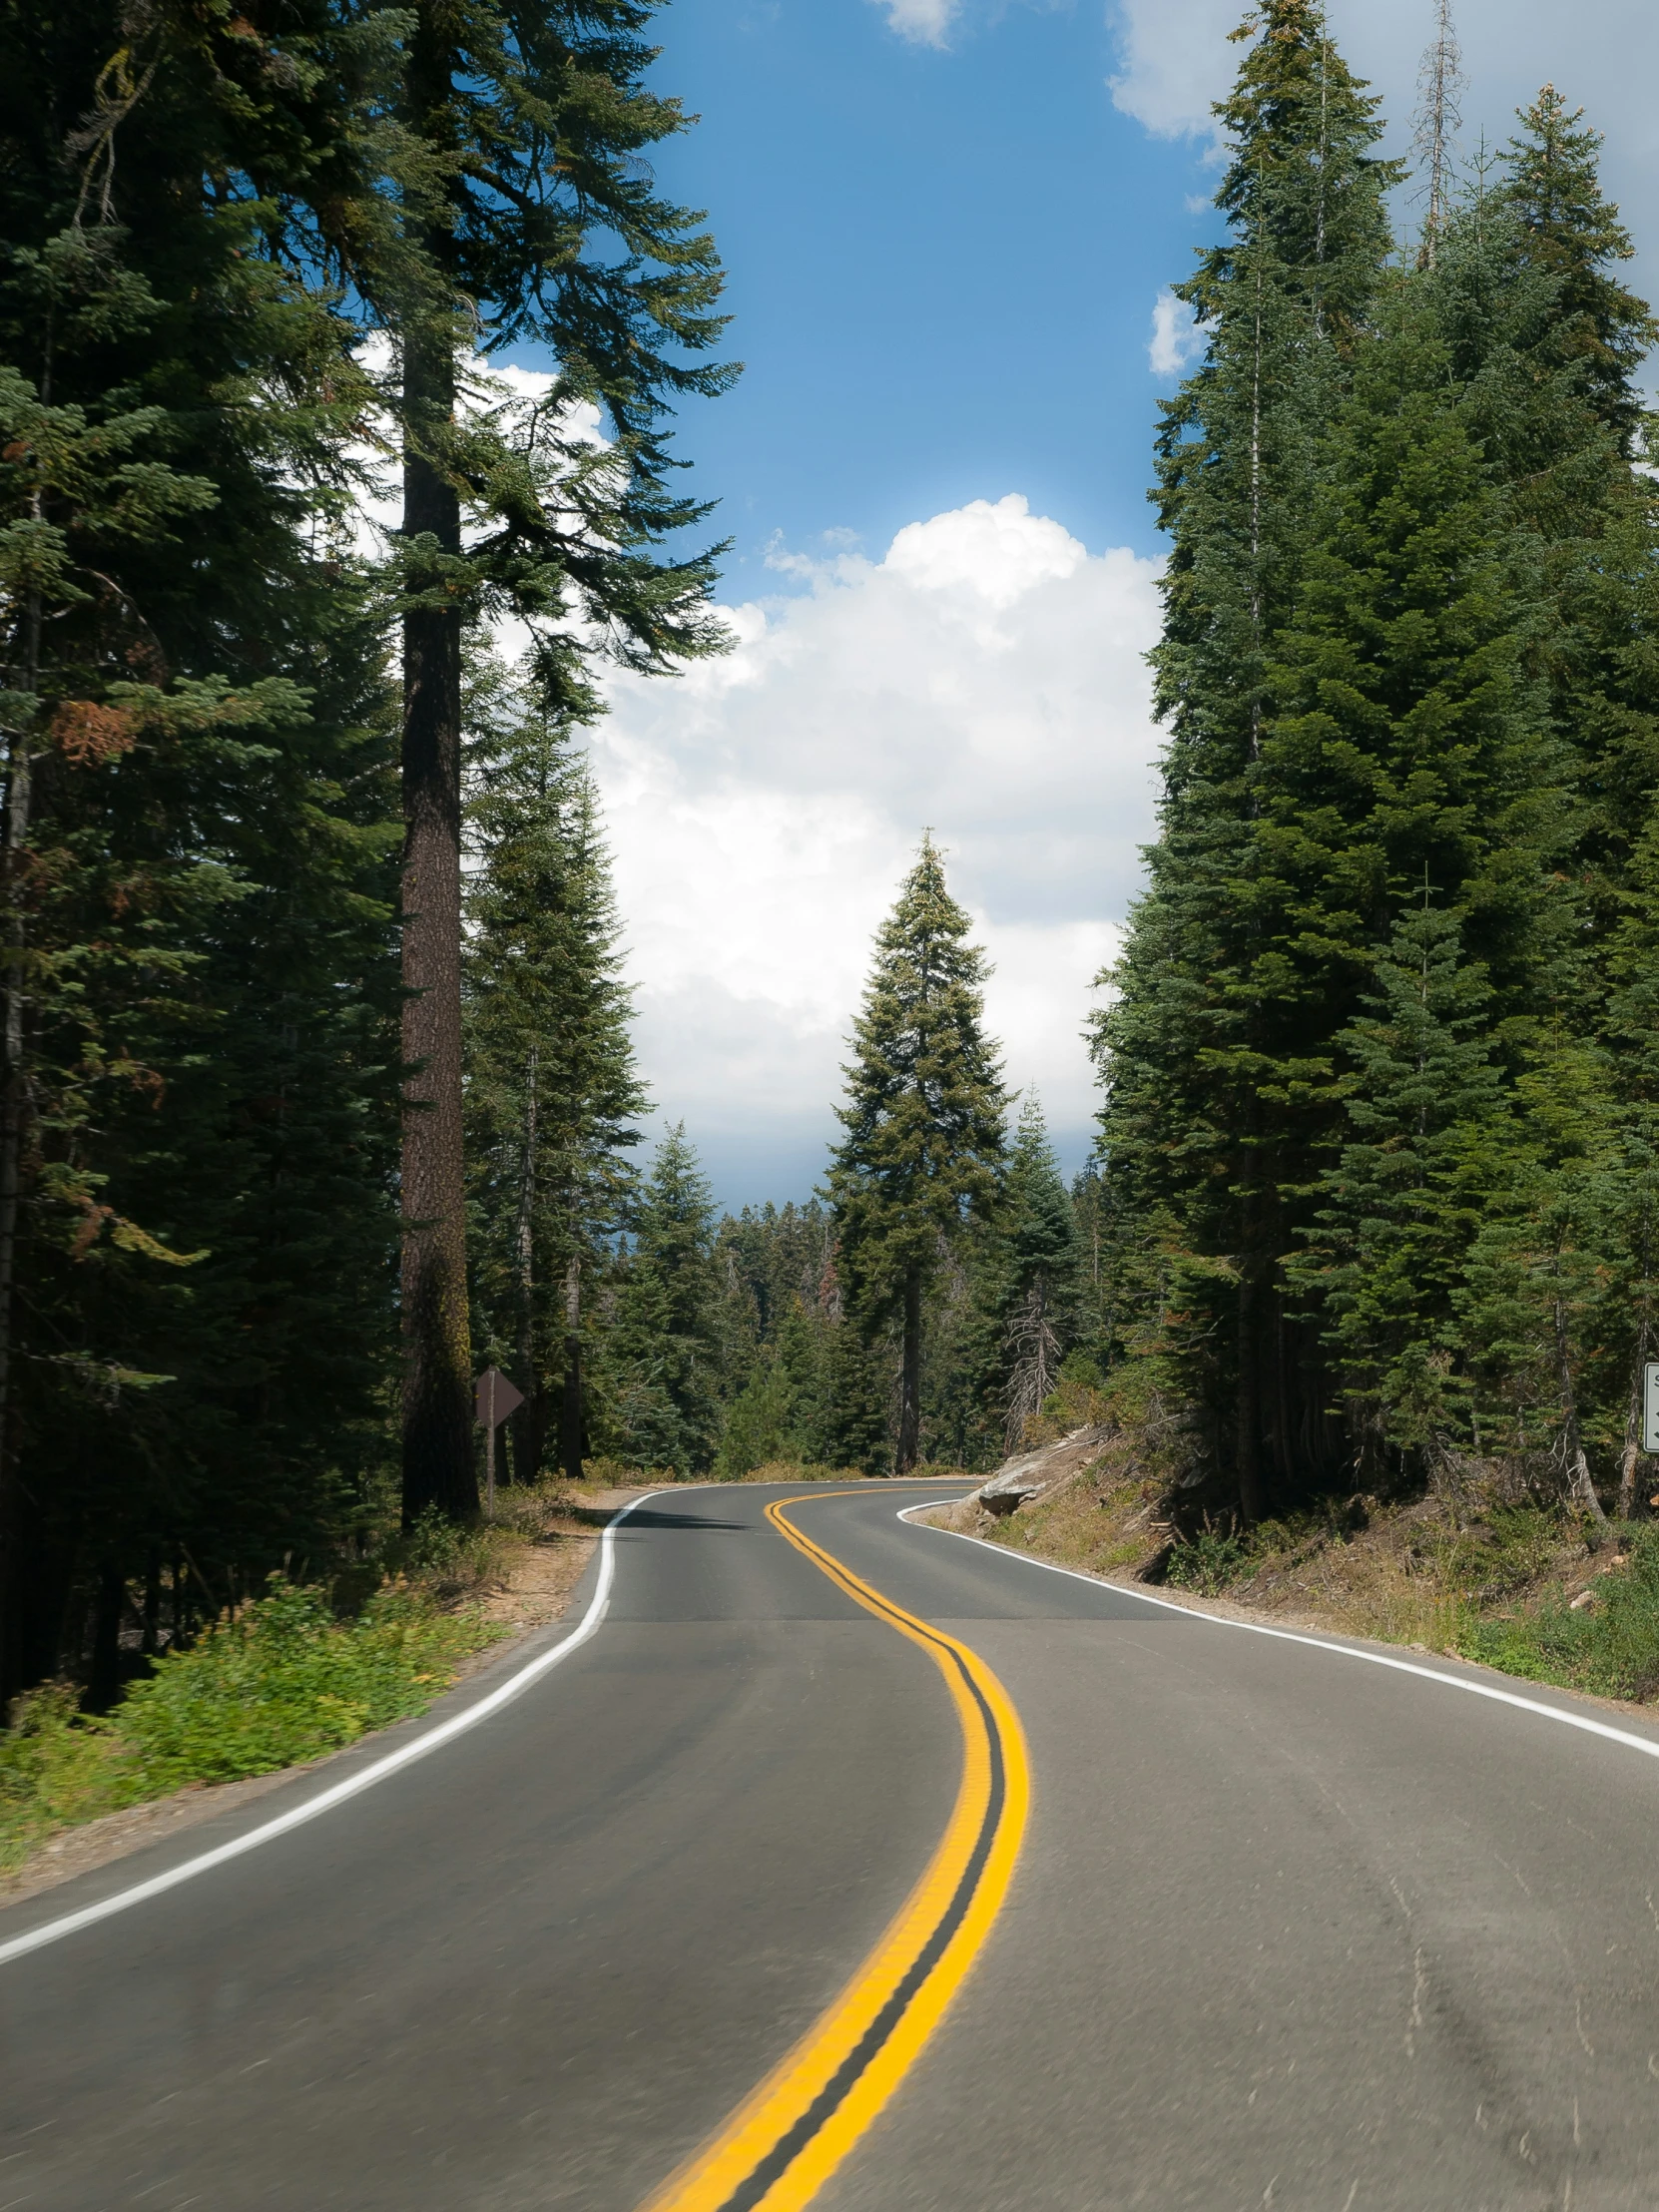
[0,1576,504,1873]
[0,1684,142,1872]
[1166,1525,1250,1595]
[1461,1524,1659,1701]
[115,1579,501,1788]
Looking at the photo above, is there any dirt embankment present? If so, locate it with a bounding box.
[917,1429,1647,1671]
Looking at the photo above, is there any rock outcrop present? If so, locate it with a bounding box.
[974,1424,1113,1515]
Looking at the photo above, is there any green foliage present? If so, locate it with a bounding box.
[0,0,405,1696]
[0,0,733,1693]
[0,1680,140,1872]
[463,653,646,1476]
[1462,1525,1659,1701]
[1290,901,1508,1449]
[716,1360,796,1479]
[1094,11,1659,1528]
[826,836,1004,1466]
[609,1126,725,1475]
[113,1580,499,1788]
[0,1578,501,1871]
[1164,1526,1250,1596]
[997,1098,1078,1449]
[1494,87,1658,451]
[827,837,1005,1318]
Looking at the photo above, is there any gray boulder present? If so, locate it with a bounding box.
[975,1424,1113,1515]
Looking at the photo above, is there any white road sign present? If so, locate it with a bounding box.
[1644,1362,1659,1455]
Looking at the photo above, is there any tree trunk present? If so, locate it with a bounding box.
[88,1562,125,1714]
[511,1048,538,1483]
[559,1257,583,1482]
[0,582,40,1707]
[1555,1292,1608,1530]
[1235,1263,1267,1525]
[895,1265,922,1473]
[1618,1341,1649,1521]
[142,1549,161,1658]
[1618,1263,1654,1521]
[397,149,475,1524]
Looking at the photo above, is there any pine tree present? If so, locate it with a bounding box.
[0,0,405,1698]
[1495,87,1657,451]
[610,1125,723,1476]
[826,838,1004,1472]
[1457,1029,1619,1525]
[1287,900,1507,1463]
[462,658,645,1482]
[810,1310,892,1477]
[998,1098,1078,1449]
[1097,1,1397,1518]
[1481,94,1659,944]
[715,1357,794,1478]
[349,0,738,1524]
[1598,827,1659,1515]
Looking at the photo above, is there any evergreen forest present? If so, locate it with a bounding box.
[4,0,1659,1729]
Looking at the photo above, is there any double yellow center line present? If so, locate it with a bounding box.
[636,1487,1031,2212]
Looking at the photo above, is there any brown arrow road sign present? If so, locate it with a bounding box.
[475,1368,525,1429]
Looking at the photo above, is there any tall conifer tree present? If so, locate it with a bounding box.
[610,1125,723,1476]
[999,1098,1077,1449]
[826,838,1004,1472]
[462,661,645,1482]
[1287,901,1507,1462]
[1097,1,1395,1517]
[0,0,403,1696]
[378,0,737,1523]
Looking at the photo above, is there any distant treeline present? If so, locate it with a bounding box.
[466,831,1102,1491]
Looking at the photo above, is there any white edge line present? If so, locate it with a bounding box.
[895,1500,1659,1768]
[0,1489,673,1969]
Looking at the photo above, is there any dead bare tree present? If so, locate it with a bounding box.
[1411,0,1465,268]
[1004,1278,1062,1454]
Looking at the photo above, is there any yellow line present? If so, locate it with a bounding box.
[634,1486,1030,2212]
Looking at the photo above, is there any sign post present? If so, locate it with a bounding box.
[474,1367,525,1517]
[1644,1364,1659,1457]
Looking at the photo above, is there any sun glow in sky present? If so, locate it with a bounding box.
[514,0,1659,1209]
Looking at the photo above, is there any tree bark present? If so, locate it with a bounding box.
[1618,1257,1654,1521]
[398,246,475,1523]
[142,1549,161,1658]
[559,1256,583,1481]
[895,1264,922,1473]
[510,1048,538,1483]
[0,566,40,1707]
[88,1562,125,1714]
[1235,1260,1267,1525]
[1555,1291,1607,1530]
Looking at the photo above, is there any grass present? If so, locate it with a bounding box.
[1457,1525,1659,1700]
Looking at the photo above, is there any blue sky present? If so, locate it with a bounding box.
[633,0,1205,582]
[544,0,1659,1213]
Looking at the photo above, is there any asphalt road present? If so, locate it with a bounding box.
[6,1481,1659,2210]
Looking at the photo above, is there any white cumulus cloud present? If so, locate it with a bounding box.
[870,0,959,48]
[1149,286,1205,376]
[1108,0,1241,145]
[589,496,1163,1202]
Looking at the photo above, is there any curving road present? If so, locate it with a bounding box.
[6,1481,1659,2209]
